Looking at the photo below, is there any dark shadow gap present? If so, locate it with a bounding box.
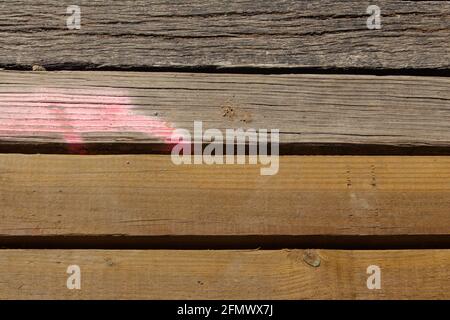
[1,235,450,250]
[2,64,449,77]
[1,142,450,156]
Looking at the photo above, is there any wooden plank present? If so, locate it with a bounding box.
[0,249,448,299]
[0,71,449,153]
[0,1,449,70]
[0,154,449,240]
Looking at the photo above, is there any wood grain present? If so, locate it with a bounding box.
[0,249,448,299]
[0,1,449,70]
[0,71,449,152]
[0,154,449,240]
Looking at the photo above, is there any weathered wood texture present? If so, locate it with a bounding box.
[0,249,448,299]
[0,71,450,152]
[0,154,449,238]
[0,1,449,70]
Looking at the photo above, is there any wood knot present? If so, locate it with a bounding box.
[303,249,321,268]
[104,257,115,267]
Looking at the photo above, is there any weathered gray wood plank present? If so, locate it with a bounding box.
[0,71,449,152]
[0,0,449,70]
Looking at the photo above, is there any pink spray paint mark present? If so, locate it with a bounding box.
[0,88,176,153]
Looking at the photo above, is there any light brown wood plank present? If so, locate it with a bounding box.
[0,249,448,299]
[0,155,449,239]
[0,1,449,70]
[0,71,450,152]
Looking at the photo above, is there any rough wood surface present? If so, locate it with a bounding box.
[0,71,450,152]
[0,249,448,299]
[0,1,449,70]
[0,154,449,239]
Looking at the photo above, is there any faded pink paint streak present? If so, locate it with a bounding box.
[0,89,176,153]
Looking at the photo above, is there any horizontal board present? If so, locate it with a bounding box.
[0,71,450,153]
[0,1,449,70]
[0,155,449,242]
[0,249,448,299]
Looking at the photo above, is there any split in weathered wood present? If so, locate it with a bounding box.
[0,1,449,70]
[0,71,449,154]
